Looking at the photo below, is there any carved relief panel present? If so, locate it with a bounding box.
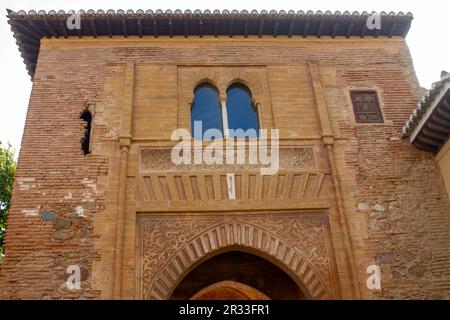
[136,212,340,300]
[128,146,334,204]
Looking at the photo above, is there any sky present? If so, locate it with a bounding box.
[0,0,449,154]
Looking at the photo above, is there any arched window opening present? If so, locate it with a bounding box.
[191,84,223,140]
[80,109,92,155]
[226,84,259,138]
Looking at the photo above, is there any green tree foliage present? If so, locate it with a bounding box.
[0,142,16,262]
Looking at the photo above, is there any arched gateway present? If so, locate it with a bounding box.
[137,214,339,300]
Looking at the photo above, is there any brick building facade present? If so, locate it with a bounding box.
[1,9,450,300]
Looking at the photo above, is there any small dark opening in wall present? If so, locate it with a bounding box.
[80,109,92,155]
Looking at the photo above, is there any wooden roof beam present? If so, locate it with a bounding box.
[258,19,264,38]
[273,20,280,38]
[58,19,68,38]
[106,19,112,38]
[317,21,324,38]
[137,19,143,38]
[288,19,295,38]
[428,121,450,133]
[16,32,40,45]
[13,21,42,39]
[417,134,442,147]
[121,18,128,38]
[199,19,203,38]
[229,19,234,38]
[374,27,380,38]
[345,22,354,38]
[432,114,450,127]
[153,18,158,38]
[28,20,49,39]
[437,106,450,120]
[443,97,450,109]
[302,21,310,38]
[244,19,249,38]
[20,50,37,60]
[20,42,39,52]
[423,128,447,141]
[214,18,218,38]
[169,18,174,37]
[90,19,97,38]
[388,23,397,38]
[413,140,438,153]
[402,20,412,38]
[360,24,367,38]
[43,18,58,38]
[331,21,339,38]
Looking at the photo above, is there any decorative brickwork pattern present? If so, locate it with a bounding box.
[136,213,338,299]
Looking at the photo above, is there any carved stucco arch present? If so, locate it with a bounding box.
[147,220,330,300]
[225,79,259,107]
[190,280,271,300]
[225,77,258,95]
[185,69,264,104]
[192,78,220,93]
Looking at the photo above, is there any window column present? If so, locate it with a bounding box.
[221,100,229,138]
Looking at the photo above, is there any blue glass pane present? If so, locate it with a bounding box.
[226,84,259,138]
[191,84,223,140]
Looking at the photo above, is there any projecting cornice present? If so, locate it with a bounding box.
[6,9,414,79]
[402,72,450,153]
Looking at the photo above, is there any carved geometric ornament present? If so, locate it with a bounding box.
[136,212,339,300]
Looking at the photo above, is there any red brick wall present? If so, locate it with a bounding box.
[1,36,449,299]
[0,44,110,298]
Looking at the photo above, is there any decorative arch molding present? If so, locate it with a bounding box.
[225,78,254,91]
[137,213,339,300]
[185,69,264,103]
[192,78,220,96]
[190,280,271,300]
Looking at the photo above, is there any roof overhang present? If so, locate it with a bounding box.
[403,79,450,153]
[6,9,413,79]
